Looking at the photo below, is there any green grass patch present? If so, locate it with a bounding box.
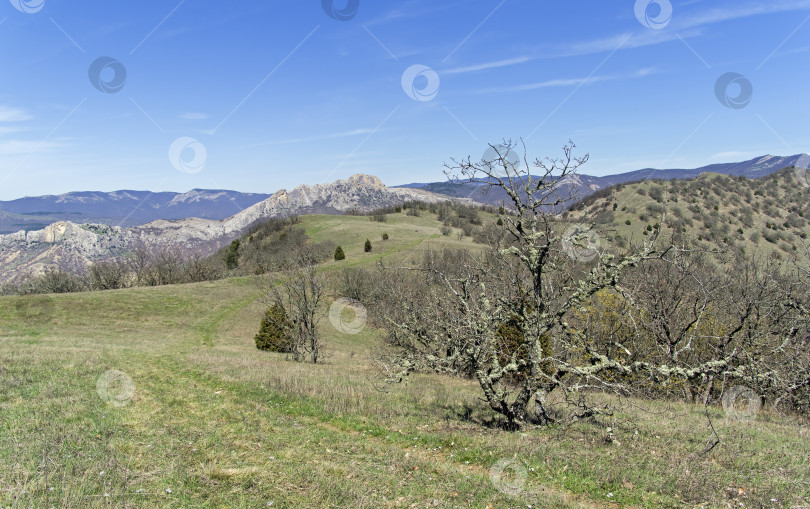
[1,210,808,507]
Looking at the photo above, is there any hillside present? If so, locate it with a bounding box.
[1,209,807,508]
[569,167,810,262]
[399,153,810,208]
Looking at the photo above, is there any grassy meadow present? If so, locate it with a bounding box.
[1,212,808,508]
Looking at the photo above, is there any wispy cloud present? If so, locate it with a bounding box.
[773,43,810,56]
[0,139,68,156]
[378,1,741,73]
[0,126,27,136]
[710,150,761,160]
[0,106,32,123]
[365,1,458,27]
[443,57,531,75]
[553,0,810,58]
[674,0,810,30]
[560,30,681,57]
[250,128,379,147]
[0,106,70,154]
[441,1,809,74]
[473,67,657,94]
[179,112,209,120]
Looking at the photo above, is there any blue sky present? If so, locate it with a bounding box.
[0,0,809,200]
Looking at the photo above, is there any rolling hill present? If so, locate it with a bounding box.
[568,167,810,263]
[398,153,810,208]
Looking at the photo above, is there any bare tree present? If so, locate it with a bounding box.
[594,243,807,410]
[152,247,185,286]
[740,250,810,414]
[128,243,186,286]
[258,246,328,363]
[26,266,87,294]
[128,242,154,287]
[90,259,131,290]
[372,141,659,426]
[372,140,810,428]
[183,252,220,283]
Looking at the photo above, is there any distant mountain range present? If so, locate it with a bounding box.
[1,154,806,235]
[0,190,271,235]
[0,175,455,284]
[1,154,808,284]
[396,154,810,207]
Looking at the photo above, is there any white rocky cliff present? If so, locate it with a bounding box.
[0,175,459,283]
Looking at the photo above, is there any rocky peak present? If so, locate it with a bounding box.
[345,174,385,189]
[0,175,460,284]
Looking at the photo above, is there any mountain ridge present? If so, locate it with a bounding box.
[0,189,272,234]
[396,153,810,206]
[0,174,460,284]
[3,154,807,234]
[2,153,809,285]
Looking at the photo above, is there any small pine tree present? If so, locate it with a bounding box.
[364,239,372,252]
[334,245,346,261]
[498,206,505,215]
[255,304,292,352]
[382,232,389,241]
[225,239,240,269]
[496,217,504,226]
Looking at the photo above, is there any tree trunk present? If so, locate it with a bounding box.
[702,375,715,406]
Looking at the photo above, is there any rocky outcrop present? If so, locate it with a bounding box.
[0,174,461,283]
